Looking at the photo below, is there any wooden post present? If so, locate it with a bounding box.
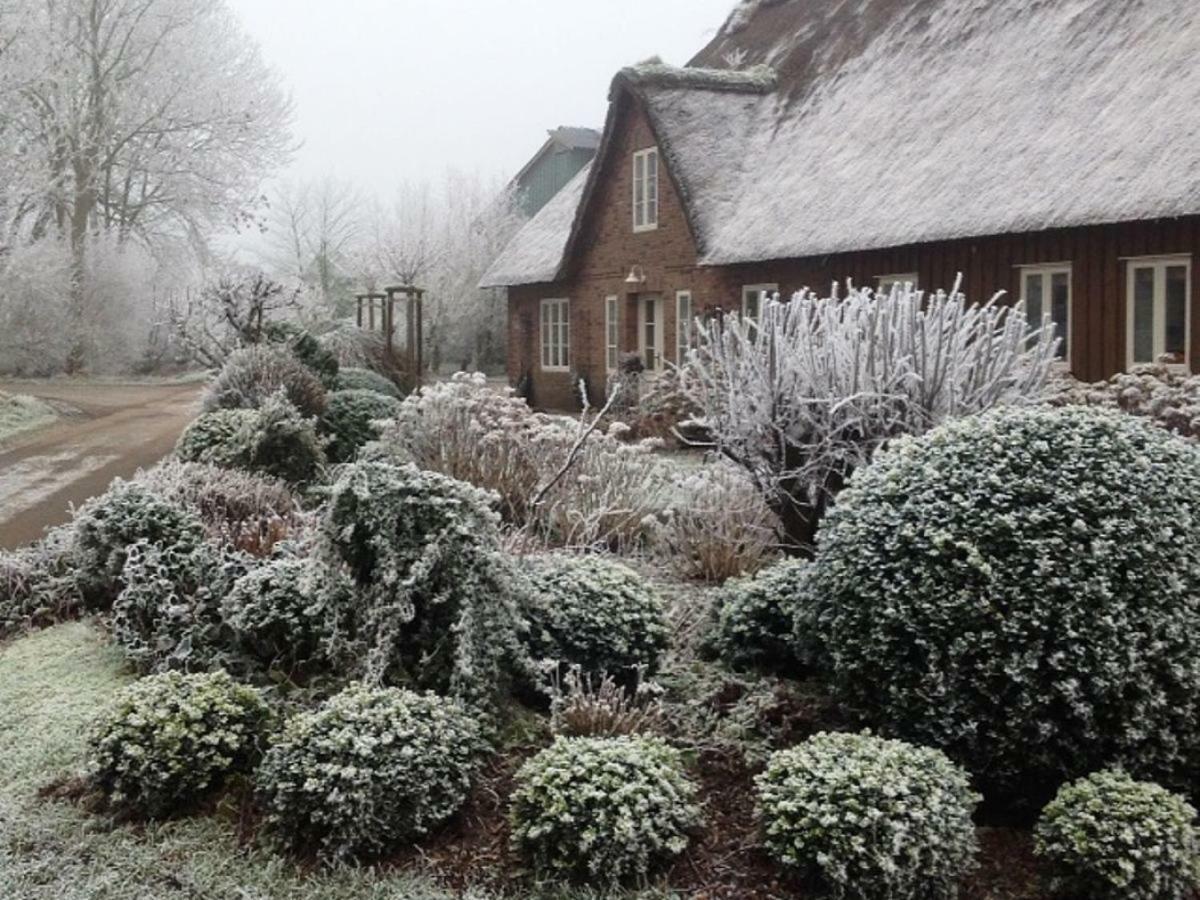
[415,290,424,383]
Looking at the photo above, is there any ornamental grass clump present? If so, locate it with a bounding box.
[808,405,1200,803]
[708,557,812,673]
[255,684,486,862]
[1034,770,1200,900]
[756,731,980,900]
[318,388,402,463]
[509,735,701,884]
[202,343,327,417]
[520,554,669,678]
[318,460,527,700]
[88,670,269,819]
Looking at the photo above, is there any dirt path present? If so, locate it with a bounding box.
[0,380,203,549]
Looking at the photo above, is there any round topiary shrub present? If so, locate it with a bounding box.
[222,556,354,674]
[756,731,980,899]
[255,684,485,861]
[203,344,327,417]
[318,460,526,700]
[510,735,701,884]
[521,554,669,678]
[88,669,269,818]
[335,366,402,399]
[709,558,812,673]
[1034,769,1200,900]
[69,479,206,609]
[318,389,403,463]
[175,408,257,464]
[263,323,340,389]
[808,405,1200,801]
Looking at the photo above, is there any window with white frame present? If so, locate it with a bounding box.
[540,298,570,371]
[1020,264,1071,361]
[1128,256,1191,367]
[632,148,659,232]
[605,295,619,372]
[877,273,919,295]
[639,294,664,371]
[741,283,778,323]
[675,291,693,363]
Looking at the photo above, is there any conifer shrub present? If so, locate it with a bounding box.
[202,343,327,417]
[69,479,206,608]
[263,323,340,389]
[1034,769,1200,900]
[756,731,980,899]
[88,670,269,818]
[709,557,812,673]
[509,735,701,884]
[255,684,485,861]
[318,460,526,700]
[521,554,669,677]
[809,405,1200,802]
[335,366,402,399]
[318,388,402,463]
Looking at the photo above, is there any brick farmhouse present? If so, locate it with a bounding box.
[482,0,1200,409]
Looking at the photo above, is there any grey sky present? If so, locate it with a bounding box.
[226,0,737,194]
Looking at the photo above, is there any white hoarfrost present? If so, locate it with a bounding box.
[679,281,1059,546]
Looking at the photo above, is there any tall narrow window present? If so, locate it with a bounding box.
[639,294,664,370]
[675,291,693,363]
[1021,265,1071,361]
[741,283,778,324]
[605,295,619,372]
[632,148,659,232]
[1127,257,1191,367]
[540,298,570,371]
[877,273,920,295]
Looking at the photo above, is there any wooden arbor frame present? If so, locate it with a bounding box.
[355,285,425,386]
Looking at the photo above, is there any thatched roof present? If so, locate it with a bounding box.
[482,0,1200,287]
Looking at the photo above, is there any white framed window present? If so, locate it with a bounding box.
[1020,264,1071,362]
[540,298,570,371]
[675,290,693,363]
[605,294,619,372]
[1127,255,1191,368]
[632,147,659,232]
[877,273,920,295]
[741,283,778,323]
[639,294,664,371]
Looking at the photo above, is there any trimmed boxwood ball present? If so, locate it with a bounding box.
[203,343,328,418]
[1034,769,1200,900]
[521,554,669,677]
[222,556,354,674]
[255,683,485,861]
[756,731,980,900]
[88,669,269,818]
[510,735,701,884]
[335,366,402,399]
[175,408,257,465]
[809,405,1200,802]
[709,557,812,673]
[318,389,403,463]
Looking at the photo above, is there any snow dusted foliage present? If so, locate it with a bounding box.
[680,282,1058,548]
[203,344,327,419]
[809,405,1200,804]
[1050,362,1200,439]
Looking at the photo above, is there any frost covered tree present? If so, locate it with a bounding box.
[680,282,1059,550]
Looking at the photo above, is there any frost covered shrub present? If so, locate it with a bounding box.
[510,735,701,883]
[548,666,664,738]
[0,526,80,639]
[681,282,1058,548]
[318,460,525,699]
[255,684,485,861]
[222,557,353,674]
[1034,769,1199,900]
[318,389,402,463]
[756,731,980,900]
[810,405,1200,801]
[176,393,324,485]
[202,343,327,417]
[137,460,301,556]
[650,460,778,582]
[113,537,255,673]
[88,670,269,818]
[1050,363,1200,439]
[263,323,340,389]
[521,554,669,677]
[335,366,402,399]
[69,479,205,608]
[709,558,812,673]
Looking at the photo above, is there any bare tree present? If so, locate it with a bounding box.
[169,270,300,369]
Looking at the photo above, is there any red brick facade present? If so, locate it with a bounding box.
[509,96,1200,409]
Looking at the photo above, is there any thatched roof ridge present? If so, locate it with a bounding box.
[613,61,777,96]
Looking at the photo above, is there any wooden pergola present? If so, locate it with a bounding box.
[355,285,425,386]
